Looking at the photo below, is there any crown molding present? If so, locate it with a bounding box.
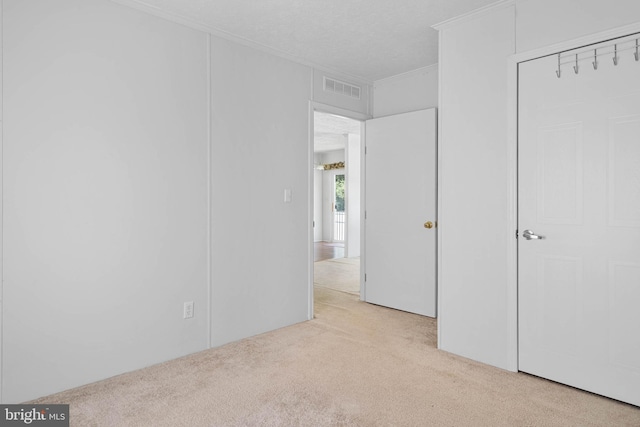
[109,0,374,86]
[432,0,515,31]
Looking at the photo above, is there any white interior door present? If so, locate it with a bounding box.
[518,50,640,406]
[364,109,436,317]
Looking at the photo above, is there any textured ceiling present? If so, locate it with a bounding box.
[132,0,498,81]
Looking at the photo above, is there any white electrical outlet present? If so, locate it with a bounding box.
[183,301,194,319]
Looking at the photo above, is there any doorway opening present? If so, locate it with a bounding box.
[312,110,362,302]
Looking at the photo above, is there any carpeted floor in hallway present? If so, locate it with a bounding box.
[313,257,360,295]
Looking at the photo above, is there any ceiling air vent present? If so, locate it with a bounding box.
[323,77,361,100]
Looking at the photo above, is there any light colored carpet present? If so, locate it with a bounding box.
[31,287,640,426]
[314,257,360,295]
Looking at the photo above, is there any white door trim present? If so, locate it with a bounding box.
[506,21,640,372]
[307,102,371,319]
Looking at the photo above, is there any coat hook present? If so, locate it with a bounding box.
[613,44,619,65]
[635,39,639,61]
[592,49,598,70]
[573,53,579,74]
[556,53,561,78]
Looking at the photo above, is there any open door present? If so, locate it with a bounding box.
[364,109,437,317]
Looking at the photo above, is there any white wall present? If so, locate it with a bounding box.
[318,150,346,242]
[314,165,324,242]
[373,65,438,118]
[314,151,346,243]
[209,36,311,347]
[436,0,640,371]
[436,2,516,369]
[319,150,346,165]
[1,0,376,404]
[321,169,342,242]
[346,134,361,257]
[2,0,209,402]
[313,70,371,116]
[516,0,640,53]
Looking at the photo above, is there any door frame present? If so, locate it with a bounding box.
[307,101,370,319]
[504,21,640,371]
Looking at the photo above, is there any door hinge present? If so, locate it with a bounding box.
[515,229,519,239]
[364,273,367,282]
[364,211,367,220]
[365,146,367,155]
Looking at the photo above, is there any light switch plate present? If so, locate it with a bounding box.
[183,301,194,319]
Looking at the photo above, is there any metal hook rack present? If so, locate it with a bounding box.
[553,33,640,78]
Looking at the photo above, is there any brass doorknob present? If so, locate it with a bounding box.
[424,221,434,229]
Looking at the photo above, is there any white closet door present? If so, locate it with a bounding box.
[364,109,437,317]
[518,51,640,406]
